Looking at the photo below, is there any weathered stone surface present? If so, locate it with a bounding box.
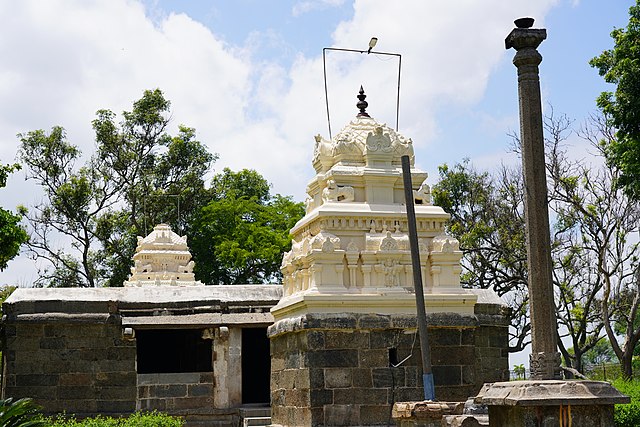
[506,20,561,381]
[475,380,630,406]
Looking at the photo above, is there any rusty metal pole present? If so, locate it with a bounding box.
[401,154,435,400]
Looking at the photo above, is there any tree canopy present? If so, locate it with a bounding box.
[434,112,640,378]
[18,89,302,287]
[190,168,304,285]
[0,163,28,271]
[590,0,640,198]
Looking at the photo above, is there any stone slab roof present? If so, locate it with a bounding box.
[4,285,283,317]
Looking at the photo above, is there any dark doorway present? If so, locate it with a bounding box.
[241,327,270,404]
[136,329,212,374]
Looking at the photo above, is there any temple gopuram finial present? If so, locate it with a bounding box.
[356,85,370,117]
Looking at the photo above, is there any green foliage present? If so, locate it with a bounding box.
[190,168,304,285]
[44,411,183,427]
[590,1,640,199]
[0,163,28,272]
[0,397,45,427]
[613,379,640,426]
[582,338,617,365]
[433,160,530,352]
[19,89,217,287]
[513,364,526,380]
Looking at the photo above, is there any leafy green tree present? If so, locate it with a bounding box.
[0,164,28,271]
[190,168,304,285]
[433,160,530,352]
[590,1,640,199]
[19,89,216,287]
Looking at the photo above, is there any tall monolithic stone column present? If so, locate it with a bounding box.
[505,18,561,380]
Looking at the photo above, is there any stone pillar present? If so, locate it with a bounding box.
[505,17,561,380]
[213,326,242,408]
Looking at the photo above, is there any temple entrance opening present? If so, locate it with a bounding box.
[136,328,213,374]
[241,327,271,404]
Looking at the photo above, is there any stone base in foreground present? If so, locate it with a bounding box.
[475,380,630,427]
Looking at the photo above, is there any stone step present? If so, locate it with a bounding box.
[242,416,271,427]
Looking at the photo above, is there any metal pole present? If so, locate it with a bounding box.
[401,154,435,400]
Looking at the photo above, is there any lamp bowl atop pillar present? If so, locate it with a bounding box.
[514,17,534,28]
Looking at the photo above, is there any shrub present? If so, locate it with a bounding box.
[0,397,46,427]
[613,379,640,427]
[44,412,183,427]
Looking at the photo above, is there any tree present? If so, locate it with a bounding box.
[590,1,640,199]
[433,111,640,377]
[0,164,28,271]
[189,168,304,285]
[433,160,531,352]
[19,89,216,287]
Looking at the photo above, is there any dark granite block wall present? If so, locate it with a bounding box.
[3,315,136,416]
[269,304,509,427]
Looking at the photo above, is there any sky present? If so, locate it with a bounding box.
[0,0,635,362]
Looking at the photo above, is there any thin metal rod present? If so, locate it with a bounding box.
[401,154,435,401]
[322,47,402,139]
[322,48,332,140]
[396,54,402,131]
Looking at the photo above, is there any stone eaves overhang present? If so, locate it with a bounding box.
[3,285,283,328]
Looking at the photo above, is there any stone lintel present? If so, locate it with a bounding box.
[475,380,630,406]
[121,312,274,328]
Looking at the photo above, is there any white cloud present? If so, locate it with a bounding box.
[0,0,565,285]
[292,0,346,17]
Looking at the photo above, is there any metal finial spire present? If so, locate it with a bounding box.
[356,86,370,117]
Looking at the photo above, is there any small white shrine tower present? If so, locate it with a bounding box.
[271,87,476,320]
[124,223,202,287]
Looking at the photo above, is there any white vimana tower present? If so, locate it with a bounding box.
[272,87,477,321]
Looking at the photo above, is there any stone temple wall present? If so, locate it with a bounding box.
[2,286,280,426]
[268,299,509,427]
[3,312,137,416]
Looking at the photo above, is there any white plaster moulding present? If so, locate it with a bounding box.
[271,292,478,321]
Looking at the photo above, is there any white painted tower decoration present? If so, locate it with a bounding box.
[272,88,476,320]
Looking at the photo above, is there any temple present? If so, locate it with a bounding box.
[268,89,509,426]
[2,90,510,427]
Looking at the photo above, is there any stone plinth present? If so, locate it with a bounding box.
[268,299,509,427]
[475,380,630,426]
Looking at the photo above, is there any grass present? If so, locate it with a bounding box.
[42,412,183,427]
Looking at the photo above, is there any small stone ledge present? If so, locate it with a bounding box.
[393,401,464,420]
[474,313,510,327]
[7,313,115,324]
[475,380,631,406]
